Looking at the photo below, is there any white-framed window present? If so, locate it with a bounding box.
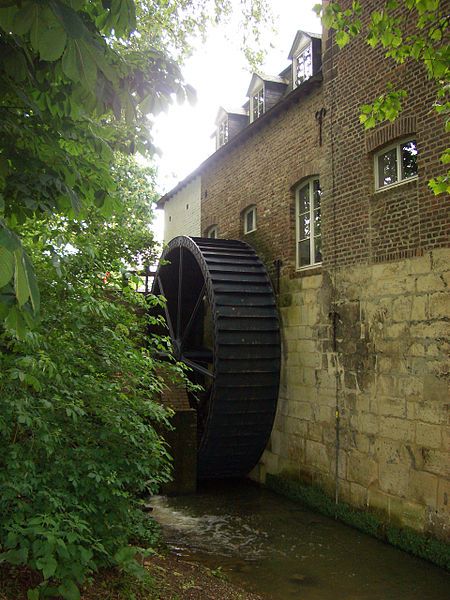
[296,178,322,269]
[294,43,313,87]
[218,118,229,147]
[206,226,218,239]
[243,206,257,234]
[251,86,264,122]
[375,139,418,190]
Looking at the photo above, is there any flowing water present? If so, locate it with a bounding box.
[151,480,450,600]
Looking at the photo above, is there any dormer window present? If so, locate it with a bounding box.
[218,118,229,147]
[289,31,321,90]
[251,87,264,122]
[294,44,313,86]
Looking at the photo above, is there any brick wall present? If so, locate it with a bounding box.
[321,0,449,268]
[201,84,324,277]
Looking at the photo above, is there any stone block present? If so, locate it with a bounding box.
[416,422,442,449]
[392,296,413,322]
[407,253,431,275]
[289,401,314,421]
[300,351,321,368]
[262,450,279,474]
[297,338,317,354]
[380,416,415,442]
[423,449,450,478]
[400,502,427,531]
[437,477,450,516]
[408,470,438,508]
[367,486,390,514]
[378,396,407,418]
[416,273,446,293]
[350,482,368,508]
[285,416,309,437]
[379,462,410,496]
[308,422,323,442]
[305,439,330,472]
[301,274,322,289]
[428,292,450,319]
[430,247,450,272]
[359,412,379,435]
[398,376,423,401]
[423,374,449,403]
[415,400,447,426]
[347,451,378,487]
[410,295,428,320]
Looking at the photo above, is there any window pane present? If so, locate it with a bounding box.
[314,236,322,263]
[296,44,312,85]
[299,214,310,239]
[402,140,418,179]
[246,209,255,232]
[298,239,310,267]
[378,148,398,187]
[314,208,321,236]
[313,180,321,209]
[298,184,310,212]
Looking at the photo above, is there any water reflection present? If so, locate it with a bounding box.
[151,480,450,600]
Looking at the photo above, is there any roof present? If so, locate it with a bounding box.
[214,105,247,125]
[156,72,322,208]
[288,30,321,60]
[246,72,288,97]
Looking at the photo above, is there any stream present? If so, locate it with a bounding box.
[151,480,449,600]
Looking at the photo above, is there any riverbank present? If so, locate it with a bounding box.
[0,553,265,600]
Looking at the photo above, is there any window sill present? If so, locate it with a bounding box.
[293,263,322,278]
[374,176,418,194]
[244,228,257,235]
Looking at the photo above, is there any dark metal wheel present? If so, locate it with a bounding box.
[152,236,280,478]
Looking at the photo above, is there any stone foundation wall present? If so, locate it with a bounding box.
[253,248,450,540]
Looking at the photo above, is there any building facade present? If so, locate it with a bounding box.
[158,2,449,541]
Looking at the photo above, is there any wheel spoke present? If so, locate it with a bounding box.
[180,282,206,348]
[183,349,213,363]
[157,276,175,341]
[176,246,183,339]
[182,356,215,379]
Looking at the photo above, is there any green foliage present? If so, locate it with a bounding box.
[0,155,184,599]
[314,0,449,195]
[266,474,450,571]
[0,0,270,327]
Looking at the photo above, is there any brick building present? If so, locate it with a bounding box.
[157,2,449,541]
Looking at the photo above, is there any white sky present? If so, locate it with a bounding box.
[152,0,321,238]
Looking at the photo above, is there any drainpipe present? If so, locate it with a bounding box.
[330,309,341,507]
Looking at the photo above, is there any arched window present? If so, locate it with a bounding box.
[206,225,218,239]
[296,178,322,269]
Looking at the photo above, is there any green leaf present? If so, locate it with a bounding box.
[23,251,40,314]
[36,555,58,579]
[12,2,36,35]
[0,222,21,251]
[38,23,68,62]
[0,6,18,32]
[27,589,40,600]
[14,248,29,307]
[57,579,80,600]
[0,246,14,288]
[62,39,97,89]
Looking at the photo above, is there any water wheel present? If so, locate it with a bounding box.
[152,236,280,478]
